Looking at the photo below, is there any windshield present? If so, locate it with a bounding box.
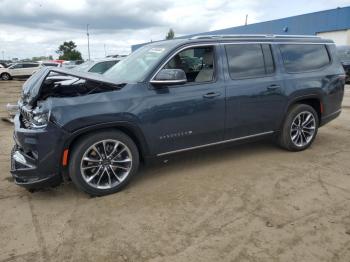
[103,43,173,83]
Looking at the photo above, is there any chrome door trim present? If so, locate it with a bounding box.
[157,131,274,156]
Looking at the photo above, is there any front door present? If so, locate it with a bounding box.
[143,45,226,155]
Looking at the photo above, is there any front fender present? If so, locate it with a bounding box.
[62,120,151,158]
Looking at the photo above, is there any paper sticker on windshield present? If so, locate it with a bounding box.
[149,48,165,53]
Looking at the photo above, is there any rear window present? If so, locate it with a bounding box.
[43,63,59,67]
[225,44,275,79]
[279,44,330,72]
[89,60,118,74]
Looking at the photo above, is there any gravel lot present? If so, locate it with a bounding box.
[1,81,350,262]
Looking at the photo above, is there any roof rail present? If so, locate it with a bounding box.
[189,34,320,40]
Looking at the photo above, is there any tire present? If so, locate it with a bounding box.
[69,130,140,196]
[1,73,11,80]
[278,104,319,151]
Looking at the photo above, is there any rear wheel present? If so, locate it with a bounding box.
[69,130,140,196]
[1,73,11,80]
[278,104,319,151]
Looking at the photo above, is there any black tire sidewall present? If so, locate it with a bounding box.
[69,130,140,196]
[1,73,11,80]
[279,104,319,151]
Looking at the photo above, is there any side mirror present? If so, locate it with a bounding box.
[151,69,187,86]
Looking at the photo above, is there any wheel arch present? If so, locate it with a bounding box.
[1,72,11,79]
[285,94,323,124]
[63,122,150,164]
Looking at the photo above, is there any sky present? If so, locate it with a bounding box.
[0,0,350,60]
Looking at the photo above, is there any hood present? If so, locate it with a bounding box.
[22,67,124,106]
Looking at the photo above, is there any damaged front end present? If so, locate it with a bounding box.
[20,67,124,129]
[11,67,125,189]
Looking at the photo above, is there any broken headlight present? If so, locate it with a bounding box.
[31,113,49,128]
[30,107,50,129]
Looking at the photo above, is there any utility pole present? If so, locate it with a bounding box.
[87,24,91,60]
[245,14,248,25]
[104,44,107,57]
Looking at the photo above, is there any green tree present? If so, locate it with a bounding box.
[56,41,82,60]
[165,29,175,40]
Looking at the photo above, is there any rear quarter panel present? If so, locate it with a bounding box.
[276,43,344,120]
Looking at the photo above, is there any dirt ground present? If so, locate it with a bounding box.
[1,80,350,262]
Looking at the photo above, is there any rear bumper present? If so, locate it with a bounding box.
[10,114,65,189]
[320,109,341,127]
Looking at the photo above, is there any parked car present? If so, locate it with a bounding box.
[39,61,61,67]
[73,58,122,74]
[61,60,84,69]
[44,58,123,83]
[337,45,350,83]
[0,62,42,80]
[11,35,345,196]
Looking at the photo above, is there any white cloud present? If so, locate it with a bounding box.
[0,0,349,59]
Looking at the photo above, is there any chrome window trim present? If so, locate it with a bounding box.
[150,43,218,82]
[157,131,274,156]
[150,42,333,82]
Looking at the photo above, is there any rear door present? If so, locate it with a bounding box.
[223,43,287,139]
[23,63,40,76]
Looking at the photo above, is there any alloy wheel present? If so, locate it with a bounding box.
[80,139,132,189]
[2,73,9,80]
[290,111,316,147]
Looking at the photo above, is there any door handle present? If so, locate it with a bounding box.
[203,92,221,98]
[267,84,280,90]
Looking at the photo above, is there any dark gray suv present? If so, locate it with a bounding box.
[11,35,345,196]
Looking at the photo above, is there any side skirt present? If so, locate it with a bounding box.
[157,131,274,157]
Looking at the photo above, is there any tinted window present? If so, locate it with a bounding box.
[279,44,330,72]
[43,63,59,67]
[89,61,118,74]
[12,64,23,69]
[23,63,39,68]
[225,44,274,78]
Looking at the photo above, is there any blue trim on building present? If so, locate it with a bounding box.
[132,6,350,51]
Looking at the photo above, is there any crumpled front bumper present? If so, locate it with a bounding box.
[10,114,66,189]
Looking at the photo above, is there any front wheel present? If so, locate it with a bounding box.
[278,104,319,151]
[1,73,11,80]
[69,130,140,196]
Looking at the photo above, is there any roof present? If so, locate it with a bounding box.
[141,34,334,50]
